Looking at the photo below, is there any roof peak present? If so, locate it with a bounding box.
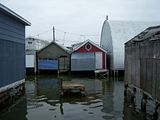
[72,39,107,53]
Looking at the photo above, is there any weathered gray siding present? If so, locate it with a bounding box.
[71,53,95,71]
[59,56,70,72]
[0,12,25,44]
[38,43,69,59]
[37,42,70,72]
[0,11,25,88]
[125,40,160,102]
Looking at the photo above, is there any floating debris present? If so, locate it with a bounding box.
[60,81,85,96]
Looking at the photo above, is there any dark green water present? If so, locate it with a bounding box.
[0,75,159,120]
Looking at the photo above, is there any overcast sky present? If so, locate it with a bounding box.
[1,0,160,45]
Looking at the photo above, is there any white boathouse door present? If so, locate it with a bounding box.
[95,52,103,69]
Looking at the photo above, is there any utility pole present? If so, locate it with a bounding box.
[53,26,55,42]
[106,15,108,20]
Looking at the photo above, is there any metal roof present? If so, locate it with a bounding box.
[100,19,160,70]
[0,3,31,26]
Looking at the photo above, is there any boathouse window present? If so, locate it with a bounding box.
[28,42,32,44]
[85,43,92,51]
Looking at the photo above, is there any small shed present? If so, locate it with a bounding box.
[71,40,107,71]
[37,41,71,73]
[125,25,160,102]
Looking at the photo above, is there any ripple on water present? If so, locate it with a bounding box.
[102,113,114,119]
[47,100,59,103]
[27,97,48,102]
[88,112,94,114]
[83,109,88,111]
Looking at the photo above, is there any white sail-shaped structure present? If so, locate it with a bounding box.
[100,18,160,71]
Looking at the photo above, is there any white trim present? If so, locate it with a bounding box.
[85,43,92,51]
[74,40,107,53]
[0,79,25,93]
[95,52,103,69]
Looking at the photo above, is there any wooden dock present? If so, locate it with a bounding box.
[60,81,85,96]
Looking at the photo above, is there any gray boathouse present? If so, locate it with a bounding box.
[125,25,160,111]
[37,41,71,74]
[0,4,30,104]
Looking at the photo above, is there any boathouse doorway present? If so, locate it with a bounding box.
[95,52,103,70]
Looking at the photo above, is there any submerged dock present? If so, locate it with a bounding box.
[60,81,85,96]
[95,69,108,78]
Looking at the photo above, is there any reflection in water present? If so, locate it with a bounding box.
[0,75,159,120]
[123,94,147,120]
[123,91,160,120]
[0,97,27,120]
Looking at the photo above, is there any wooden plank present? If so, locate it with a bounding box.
[145,59,153,94]
[152,59,157,98]
[156,59,160,101]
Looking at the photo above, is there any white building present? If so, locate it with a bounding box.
[25,37,49,74]
[25,37,49,51]
[100,17,160,71]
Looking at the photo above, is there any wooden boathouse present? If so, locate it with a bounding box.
[36,41,71,74]
[125,25,160,112]
[71,40,107,73]
[0,4,30,105]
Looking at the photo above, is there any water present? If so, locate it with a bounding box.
[0,75,159,120]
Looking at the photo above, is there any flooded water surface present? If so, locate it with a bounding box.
[0,75,159,120]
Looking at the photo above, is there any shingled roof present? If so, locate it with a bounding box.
[126,25,160,45]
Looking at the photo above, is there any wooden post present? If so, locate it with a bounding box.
[131,88,136,104]
[53,26,55,42]
[35,76,39,96]
[141,93,147,111]
[124,84,128,97]
[60,78,63,96]
[114,70,115,77]
[155,102,160,111]
[153,102,160,119]
[60,78,62,90]
[35,51,39,75]
[60,100,64,114]
[57,70,60,77]
[116,70,118,77]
